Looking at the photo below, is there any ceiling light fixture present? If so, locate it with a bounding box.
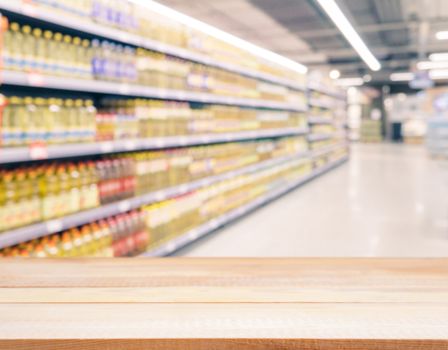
[435,31,448,40]
[429,52,448,61]
[390,72,414,81]
[429,69,448,80]
[417,61,448,70]
[329,69,341,79]
[363,74,372,82]
[316,0,381,71]
[335,77,364,86]
[128,0,307,74]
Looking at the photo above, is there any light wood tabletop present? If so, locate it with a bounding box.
[0,258,447,349]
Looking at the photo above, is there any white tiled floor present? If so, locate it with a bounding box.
[176,143,448,257]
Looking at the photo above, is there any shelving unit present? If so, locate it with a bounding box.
[0,0,349,257]
[0,0,307,91]
[360,119,383,143]
[307,133,334,142]
[306,75,349,171]
[2,70,308,111]
[0,127,308,164]
[142,156,347,257]
[0,151,311,249]
[307,81,346,100]
[308,116,333,124]
[310,142,348,158]
[308,98,333,110]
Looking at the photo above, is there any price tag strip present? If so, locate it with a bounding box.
[29,142,48,160]
[118,200,131,213]
[45,220,62,234]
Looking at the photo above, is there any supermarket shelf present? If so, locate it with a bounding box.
[0,127,308,164]
[2,70,308,112]
[141,156,349,257]
[0,151,310,249]
[333,131,349,139]
[308,131,347,142]
[308,98,334,110]
[308,81,346,100]
[307,133,333,142]
[0,1,307,92]
[334,120,349,128]
[308,116,333,125]
[311,142,349,158]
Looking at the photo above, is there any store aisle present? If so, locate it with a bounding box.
[176,144,448,257]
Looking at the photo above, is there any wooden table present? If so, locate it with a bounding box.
[0,258,447,349]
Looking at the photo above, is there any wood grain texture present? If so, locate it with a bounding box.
[1,339,447,350]
[0,258,447,349]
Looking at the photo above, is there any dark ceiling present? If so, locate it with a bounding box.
[249,0,448,81]
[160,0,448,83]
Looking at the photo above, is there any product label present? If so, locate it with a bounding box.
[29,141,48,160]
[27,72,45,87]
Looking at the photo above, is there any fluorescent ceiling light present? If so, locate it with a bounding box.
[390,72,414,81]
[417,61,448,70]
[128,0,307,74]
[329,69,340,79]
[429,69,448,79]
[316,0,381,71]
[435,31,448,40]
[335,77,364,86]
[429,52,448,61]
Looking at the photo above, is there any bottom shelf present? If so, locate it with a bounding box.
[141,156,348,257]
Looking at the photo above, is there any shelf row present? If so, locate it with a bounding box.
[308,116,334,125]
[308,98,336,110]
[0,150,311,249]
[310,142,349,158]
[0,127,308,164]
[0,0,307,92]
[1,70,308,112]
[307,81,346,100]
[307,131,346,142]
[141,156,348,256]
[308,133,336,142]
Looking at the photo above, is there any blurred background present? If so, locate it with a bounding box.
[0,0,447,258]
